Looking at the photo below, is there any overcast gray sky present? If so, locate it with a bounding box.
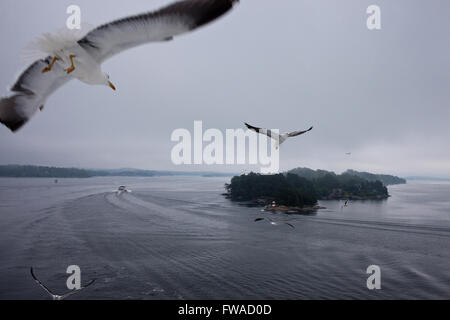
[0,0,449,177]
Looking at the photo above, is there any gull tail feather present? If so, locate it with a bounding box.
[0,94,43,132]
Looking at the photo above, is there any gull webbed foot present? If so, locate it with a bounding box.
[42,56,60,73]
[64,55,76,74]
[65,66,75,74]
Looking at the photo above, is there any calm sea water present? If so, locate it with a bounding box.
[0,177,448,300]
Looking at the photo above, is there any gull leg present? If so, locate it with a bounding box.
[42,57,60,73]
[65,55,76,74]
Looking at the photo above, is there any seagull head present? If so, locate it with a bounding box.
[102,73,116,91]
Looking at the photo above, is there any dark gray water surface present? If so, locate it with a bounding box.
[0,177,448,299]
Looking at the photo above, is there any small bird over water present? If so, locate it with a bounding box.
[245,123,313,149]
[0,0,239,132]
[30,267,96,300]
[341,200,349,210]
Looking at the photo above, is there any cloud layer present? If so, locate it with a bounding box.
[0,0,448,177]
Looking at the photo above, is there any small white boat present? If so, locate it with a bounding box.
[116,186,132,195]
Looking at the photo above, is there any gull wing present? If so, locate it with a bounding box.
[30,267,56,298]
[60,278,96,300]
[245,122,280,141]
[0,58,72,132]
[245,122,262,133]
[286,126,313,137]
[78,0,239,63]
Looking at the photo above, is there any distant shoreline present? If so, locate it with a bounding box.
[0,165,235,179]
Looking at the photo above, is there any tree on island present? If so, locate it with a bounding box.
[225,173,317,207]
[312,172,388,199]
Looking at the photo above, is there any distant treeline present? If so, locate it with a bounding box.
[288,168,406,186]
[0,165,235,178]
[343,169,406,185]
[287,167,391,199]
[0,165,92,178]
[226,168,393,207]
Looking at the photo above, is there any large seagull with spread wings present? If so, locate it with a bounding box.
[0,0,239,132]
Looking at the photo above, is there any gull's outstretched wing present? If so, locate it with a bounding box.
[245,122,262,133]
[245,122,280,140]
[60,279,96,300]
[30,267,56,298]
[287,126,313,137]
[0,58,72,132]
[78,0,239,63]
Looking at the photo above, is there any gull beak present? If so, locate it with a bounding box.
[108,81,116,91]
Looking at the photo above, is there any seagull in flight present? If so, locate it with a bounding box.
[0,0,239,132]
[30,267,96,300]
[245,123,313,149]
[254,217,295,229]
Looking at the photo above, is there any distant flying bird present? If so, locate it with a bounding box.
[245,123,313,149]
[346,152,352,155]
[0,0,239,132]
[30,267,96,300]
[254,217,295,229]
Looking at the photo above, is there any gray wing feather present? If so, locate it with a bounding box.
[245,122,261,133]
[78,0,238,62]
[60,279,96,299]
[30,267,56,298]
[245,123,280,141]
[0,57,71,132]
[287,126,313,137]
[10,57,71,96]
